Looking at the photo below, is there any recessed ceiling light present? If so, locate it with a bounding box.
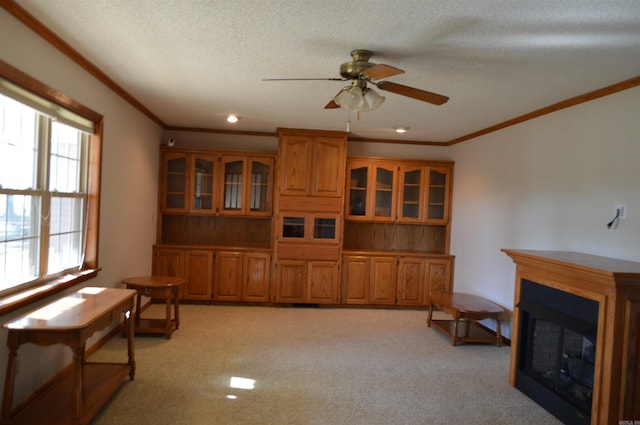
[227,115,239,123]
[393,126,409,133]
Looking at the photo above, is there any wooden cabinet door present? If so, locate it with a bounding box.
[160,152,189,213]
[274,260,306,302]
[372,162,398,222]
[278,136,311,196]
[154,248,184,278]
[342,256,370,304]
[311,137,346,197]
[425,166,451,224]
[184,250,213,300]
[214,251,242,301]
[425,259,452,303]
[307,261,339,304]
[369,256,397,305]
[247,157,274,216]
[190,154,217,214]
[345,161,370,220]
[219,156,247,215]
[398,164,425,223]
[397,257,426,306]
[243,252,271,302]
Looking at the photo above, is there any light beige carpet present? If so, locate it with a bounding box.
[89,304,561,425]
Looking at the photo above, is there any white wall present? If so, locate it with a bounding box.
[1,9,163,405]
[449,86,640,336]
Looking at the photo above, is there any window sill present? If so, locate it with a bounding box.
[0,269,100,317]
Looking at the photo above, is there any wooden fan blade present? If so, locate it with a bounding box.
[376,81,449,105]
[324,99,340,109]
[361,64,404,80]
[262,78,345,81]
[324,88,347,109]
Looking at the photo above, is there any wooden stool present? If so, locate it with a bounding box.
[427,292,504,346]
[122,275,185,339]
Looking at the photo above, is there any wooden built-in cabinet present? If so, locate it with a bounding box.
[153,247,213,300]
[153,246,271,302]
[346,158,452,224]
[161,151,217,214]
[277,129,346,198]
[342,253,453,306]
[274,260,340,304]
[154,131,453,308]
[159,147,274,217]
[219,155,274,216]
[214,251,271,302]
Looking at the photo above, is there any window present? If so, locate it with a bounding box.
[0,69,102,301]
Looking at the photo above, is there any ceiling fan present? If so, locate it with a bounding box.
[263,49,449,113]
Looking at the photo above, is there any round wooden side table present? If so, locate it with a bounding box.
[121,275,185,339]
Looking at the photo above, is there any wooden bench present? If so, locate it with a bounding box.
[427,292,504,346]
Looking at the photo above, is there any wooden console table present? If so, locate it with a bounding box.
[1,287,136,425]
[427,292,504,346]
[121,275,185,339]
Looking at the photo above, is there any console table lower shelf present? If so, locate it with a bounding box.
[1,287,136,425]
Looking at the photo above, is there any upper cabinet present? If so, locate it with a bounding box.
[219,155,274,216]
[277,129,347,198]
[161,151,217,214]
[346,158,453,224]
[159,147,274,217]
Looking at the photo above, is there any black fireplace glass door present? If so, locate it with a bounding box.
[526,317,596,413]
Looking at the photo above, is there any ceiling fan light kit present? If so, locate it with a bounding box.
[333,83,386,114]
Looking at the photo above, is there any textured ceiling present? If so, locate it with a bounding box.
[13,0,640,143]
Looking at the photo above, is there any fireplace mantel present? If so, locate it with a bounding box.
[502,249,640,425]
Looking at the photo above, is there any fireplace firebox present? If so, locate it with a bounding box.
[502,250,640,425]
[516,279,598,424]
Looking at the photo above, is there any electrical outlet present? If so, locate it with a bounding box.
[615,204,627,220]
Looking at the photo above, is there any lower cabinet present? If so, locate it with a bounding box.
[274,260,340,304]
[154,246,451,307]
[184,250,214,300]
[342,253,453,306]
[154,246,271,302]
[154,247,213,301]
[213,251,271,302]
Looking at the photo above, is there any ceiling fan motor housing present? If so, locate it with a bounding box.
[340,49,376,79]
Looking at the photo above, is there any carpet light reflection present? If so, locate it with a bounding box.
[230,376,255,390]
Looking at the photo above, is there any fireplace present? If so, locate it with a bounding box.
[502,250,640,424]
[516,279,598,424]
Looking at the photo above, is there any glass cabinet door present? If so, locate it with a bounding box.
[313,217,336,240]
[426,168,449,222]
[348,166,368,217]
[164,154,187,211]
[221,157,245,214]
[373,165,396,221]
[399,166,423,221]
[282,216,305,239]
[191,156,215,213]
[249,158,273,215]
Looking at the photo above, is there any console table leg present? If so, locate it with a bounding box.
[2,338,18,420]
[165,295,172,339]
[174,288,180,330]
[452,311,460,346]
[126,310,136,380]
[71,345,84,419]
